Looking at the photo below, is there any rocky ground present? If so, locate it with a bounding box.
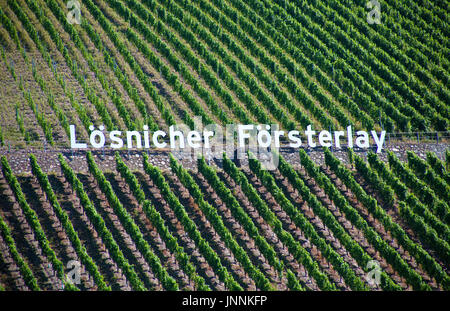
[0,142,448,174]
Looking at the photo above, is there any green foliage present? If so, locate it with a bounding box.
[323,149,432,290]
[23,90,53,145]
[143,153,242,290]
[360,152,450,289]
[0,0,448,292]
[258,0,446,130]
[406,151,450,202]
[426,152,450,186]
[16,0,115,131]
[194,156,274,290]
[80,0,177,127]
[15,102,29,143]
[248,153,338,290]
[115,152,210,290]
[388,151,450,225]
[446,150,450,171]
[223,153,335,290]
[299,149,402,290]
[0,213,40,290]
[286,269,304,291]
[1,156,77,291]
[30,154,110,290]
[81,20,158,131]
[86,152,178,290]
[198,156,284,273]
[276,153,370,290]
[0,126,4,146]
[367,152,450,264]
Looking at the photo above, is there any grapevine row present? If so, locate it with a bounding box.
[86,151,179,290]
[179,0,346,129]
[300,149,427,290]
[249,152,379,290]
[364,153,450,263]
[81,0,182,128]
[354,151,449,289]
[119,0,274,127]
[0,213,40,290]
[387,152,450,224]
[18,0,117,130]
[114,152,210,290]
[57,154,147,291]
[425,152,450,186]
[323,149,440,290]
[242,0,426,130]
[45,0,158,131]
[214,0,371,128]
[307,0,450,105]
[43,0,138,131]
[222,153,330,291]
[1,156,78,290]
[0,16,56,145]
[276,153,394,290]
[406,151,449,203]
[197,156,284,274]
[108,0,232,125]
[30,154,110,290]
[170,155,274,290]
[142,153,243,291]
[272,0,448,128]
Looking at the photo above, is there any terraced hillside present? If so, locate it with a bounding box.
[0,0,449,148]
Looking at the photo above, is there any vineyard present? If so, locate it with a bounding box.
[0,0,449,291]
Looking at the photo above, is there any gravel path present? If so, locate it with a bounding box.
[0,142,448,174]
